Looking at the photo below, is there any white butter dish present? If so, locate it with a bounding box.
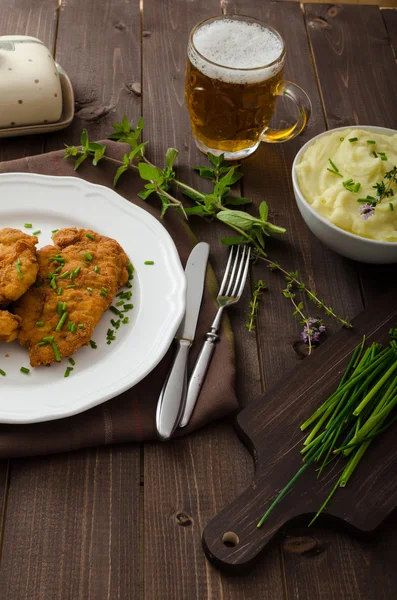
[0,35,62,128]
[0,35,74,137]
[0,63,74,138]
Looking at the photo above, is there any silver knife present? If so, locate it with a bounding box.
[155,242,209,441]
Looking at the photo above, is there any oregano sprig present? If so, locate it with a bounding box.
[64,115,352,335]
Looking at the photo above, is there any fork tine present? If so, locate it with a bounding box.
[236,246,251,299]
[224,245,242,297]
[218,245,235,297]
[230,245,246,297]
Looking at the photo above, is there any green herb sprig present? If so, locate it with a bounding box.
[246,280,267,332]
[64,116,351,334]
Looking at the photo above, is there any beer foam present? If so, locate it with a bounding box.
[190,20,284,84]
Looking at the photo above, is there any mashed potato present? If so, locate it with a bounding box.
[296,129,397,241]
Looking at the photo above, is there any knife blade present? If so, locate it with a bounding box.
[155,242,209,440]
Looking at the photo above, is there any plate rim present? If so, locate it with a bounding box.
[0,172,186,423]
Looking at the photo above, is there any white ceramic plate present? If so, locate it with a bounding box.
[0,173,186,423]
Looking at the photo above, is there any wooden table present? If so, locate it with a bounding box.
[1,1,397,598]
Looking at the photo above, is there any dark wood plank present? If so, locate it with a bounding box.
[0,1,142,598]
[0,0,58,557]
[0,0,58,160]
[45,0,142,149]
[304,3,397,305]
[0,447,140,600]
[142,1,284,598]
[382,8,397,57]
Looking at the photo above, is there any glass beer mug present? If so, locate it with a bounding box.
[185,15,312,160]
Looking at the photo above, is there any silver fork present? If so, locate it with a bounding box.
[178,244,251,428]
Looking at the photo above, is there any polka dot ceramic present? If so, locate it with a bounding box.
[0,35,62,128]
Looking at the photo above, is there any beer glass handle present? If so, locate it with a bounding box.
[260,80,312,143]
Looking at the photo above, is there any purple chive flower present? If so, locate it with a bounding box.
[301,318,326,345]
[359,203,375,220]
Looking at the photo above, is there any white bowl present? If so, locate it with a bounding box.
[292,125,397,264]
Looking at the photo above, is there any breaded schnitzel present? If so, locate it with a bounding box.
[14,228,130,366]
[0,228,39,304]
[0,310,21,343]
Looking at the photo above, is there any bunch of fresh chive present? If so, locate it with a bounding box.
[257,334,397,528]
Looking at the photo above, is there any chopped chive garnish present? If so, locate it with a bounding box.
[114,320,121,329]
[86,233,95,240]
[59,271,70,279]
[36,321,45,327]
[89,340,97,349]
[126,281,132,288]
[326,168,343,177]
[20,367,30,374]
[348,137,358,142]
[58,287,63,296]
[101,287,108,292]
[62,302,67,311]
[367,140,376,144]
[87,287,93,292]
[144,261,154,265]
[64,367,73,377]
[99,291,107,297]
[70,271,75,280]
[127,263,134,279]
[75,267,81,275]
[107,328,114,337]
[66,284,76,289]
[52,229,59,234]
[82,260,90,265]
[24,223,32,229]
[84,252,93,261]
[116,292,123,298]
[43,336,54,342]
[56,312,68,331]
[50,277,57,289]
[123,317,129,324]
[0,369,6,377]
[109,306,121,316]
[123,303,133,310]
[372,151,378,158]
[78,324,84,329]
[52,340,61,362]
[328,158,339,173]
[94,266,99,273]
[111,319,117,327]
[381,156,388,161]
[32,230,41,235]
[71,323,76,333]
[116,300,124,307]
[57,301,63,315]
[55,266,62,273]
[354,182,361,193]
[390,203,394,211]
[344,179,353,184]
[37,341,48,347]
[339,137,344,142]
[16,262,23,280]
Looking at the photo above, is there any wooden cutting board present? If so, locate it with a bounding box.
[202,290,397,572]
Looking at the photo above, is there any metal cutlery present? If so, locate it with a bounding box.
[156,242,210,441]
[179,244,251,428]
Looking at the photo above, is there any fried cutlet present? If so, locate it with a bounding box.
[0,228,39,304]
[14,228,130,366]
[0,310,21,343]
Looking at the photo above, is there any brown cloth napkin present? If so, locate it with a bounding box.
[0,141,238,457]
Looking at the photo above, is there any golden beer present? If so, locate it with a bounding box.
[185,16,311,160]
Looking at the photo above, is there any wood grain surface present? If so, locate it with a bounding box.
[0,1,142,599]
[383,8,397,54]
[203,291,397,570]
[0,0,397,598]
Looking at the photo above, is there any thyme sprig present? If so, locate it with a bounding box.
[246,280,267,332]
[64,116,351,335]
